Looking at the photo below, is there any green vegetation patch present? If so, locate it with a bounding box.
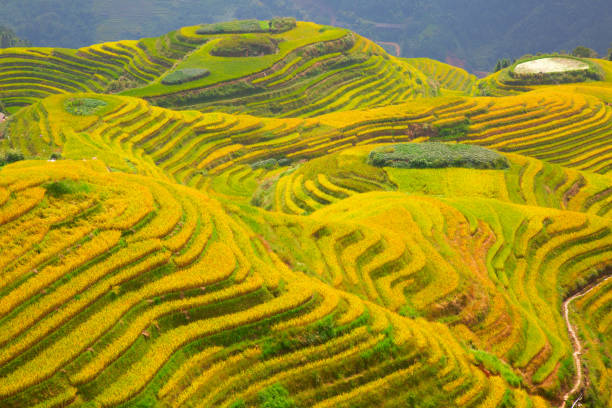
[64,98,107,116]
[197,19,269,35]
[368,142,509,170]
[161,68,210,85]
[471,349,522,387]
[210,35,279,57]
[196,18,296,35]
[258,383,296,408]
[44,179,91,197]
[0,149,24,167]
[269,17,297,33]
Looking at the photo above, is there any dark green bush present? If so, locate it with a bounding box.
[269,17,297,33]
[228,400,246,408]
[161,68,210,85]
[196,18,295,35]
[44,180,91,197]
[64,98,107,116]
[435,119,470,140]
[367,142,509,170]
[197,20,267,35]
[571,45,598,58]
[211,35,278,57]
[0,148,24,166]
[105,75,140,93]
[258,383,295,408]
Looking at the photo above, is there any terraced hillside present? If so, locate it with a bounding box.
[404,58,477,94]
[476,57,612,97]
[0,20,611,408]
[0,20,434,117]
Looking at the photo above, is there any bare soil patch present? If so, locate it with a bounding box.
[514,57,588,74]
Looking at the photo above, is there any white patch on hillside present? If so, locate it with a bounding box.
[514,57,588,74]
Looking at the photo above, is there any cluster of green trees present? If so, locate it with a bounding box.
[572,45,599,58]
[494,58,514,71]
[0,26,29,48]
[0,149,24,167]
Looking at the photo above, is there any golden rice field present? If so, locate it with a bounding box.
[0,20,610,408]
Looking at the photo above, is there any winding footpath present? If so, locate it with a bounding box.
[560,275,611,407]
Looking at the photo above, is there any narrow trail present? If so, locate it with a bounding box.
[560,274,611,407]
[377,41,401,57]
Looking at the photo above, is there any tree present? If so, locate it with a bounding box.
[0,26,30,48]
[608,43,612,61]
[493,58,512,72]
[571,46,598,58]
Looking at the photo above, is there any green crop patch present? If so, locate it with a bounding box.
[471,349,523,387]
[64,97,107,115]
[161,68,210,85]
[197,19,269,35]
[368,142,510,169]
[44,179,92,197]
[196,18,296,35]
[210,35,279,58]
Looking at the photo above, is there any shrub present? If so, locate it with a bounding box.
[197,20,268,35]
[64,98,107,116]
[229,400,246,408]
[44,180,91,197]
[435,119,470,140]
[258,383,295,408]
[0,148,24,166]
[105,75,140,93]
[196,18,295,35]
[161,68,210,85]
[211,35,278,57]
[367,142,509,170]
[571,46,598,58]
[269,17,297,33]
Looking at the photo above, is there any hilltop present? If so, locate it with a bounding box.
[1,0,611,70]
[0,20,611,408]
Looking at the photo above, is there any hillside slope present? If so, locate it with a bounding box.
[0,0,611,70]
[0,22,611,408]
[0,21,434,116]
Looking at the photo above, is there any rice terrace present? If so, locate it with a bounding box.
[0,11,610,408]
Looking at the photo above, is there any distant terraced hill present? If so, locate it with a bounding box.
[404,58,477,95]
[476,56,612,97]
[0,20,611,408]
[0,20,435,117]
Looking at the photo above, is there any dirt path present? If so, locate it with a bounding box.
[560,274,611,407]
[378,41,401,57]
